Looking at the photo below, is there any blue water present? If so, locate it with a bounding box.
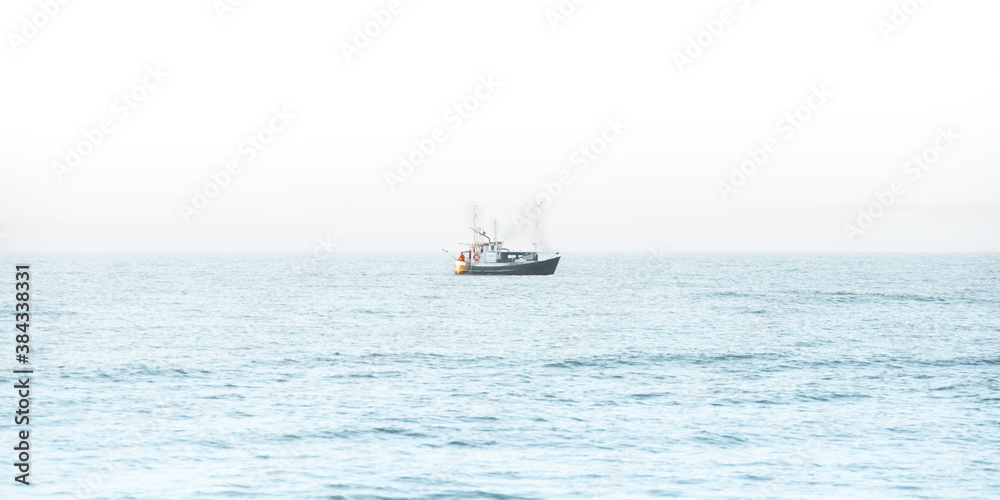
[4,253,1000,499]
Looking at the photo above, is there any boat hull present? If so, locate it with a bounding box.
[455,256,560,275]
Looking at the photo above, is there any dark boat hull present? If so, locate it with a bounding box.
[455,256,560,275]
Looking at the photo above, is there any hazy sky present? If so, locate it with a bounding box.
[1,0,998,252]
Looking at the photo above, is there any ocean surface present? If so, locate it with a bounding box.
[4,253,1000,499]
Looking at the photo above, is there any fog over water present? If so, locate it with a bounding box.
[1,1,999,252]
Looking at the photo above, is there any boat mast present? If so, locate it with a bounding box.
[472,205,478,247]
[533,203,541,252]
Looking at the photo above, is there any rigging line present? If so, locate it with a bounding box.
[504,202,544,243]
[502,219,527,243]
[458,227,472,245]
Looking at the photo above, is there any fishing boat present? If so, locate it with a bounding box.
[451,205,560,275]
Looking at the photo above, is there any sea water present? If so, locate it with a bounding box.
[4,253,999,499]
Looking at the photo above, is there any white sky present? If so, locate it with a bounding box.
[1,0,998,252]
